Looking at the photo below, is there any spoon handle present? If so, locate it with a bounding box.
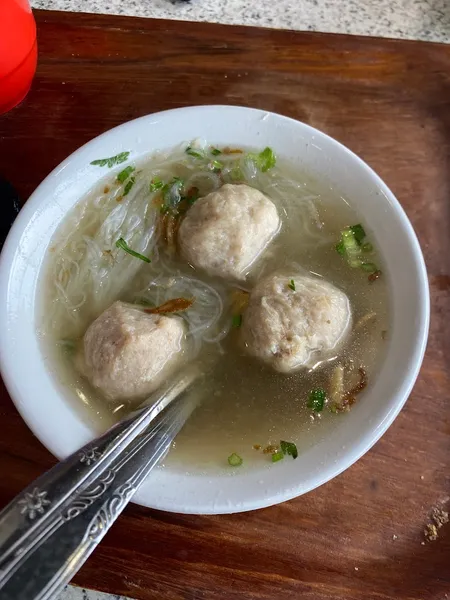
[0,367,198,600]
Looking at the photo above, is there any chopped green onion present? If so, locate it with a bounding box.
[210,159,223,172]
[336,240,346,255]
[115,238,151,263]
[232,314,243,328]
[341,228,362,267]
[348,258,363,268]
[91,152,130,168]
[360,262,378,273]
[307,388,326,412]
[349,224,366,245]
[211,147,222,156]
[186,146,205,159]
[228,453,243,467]
[336,224,375,270]
[280,440,298,459]
[329,404,339,414]
[249,147,276,172]
[149,177,164,192]
[272,451,284,463]
[288,279,296,291]
[117,165,135,183]
[230,164,244,181]
[123,177,135,196]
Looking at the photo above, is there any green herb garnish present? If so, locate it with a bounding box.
[288,279,296,291]
[211,147,222,156]
[123,177,135,196]
[360,262,378,273]
[307,388,326,412]
[210,159,223,172]
[149,177,164,192]
[229,164,244,181]
[117,165,135,183]
[272,451,284,463]
[280,440,298,459]
[228,453,243,467]
[115,238,151,263]
[336,240,346,256]
[186,146,205,159]
[232,314,243,328]
[339,227,362,267]
[349,224,366,245]
[249,147,276,172]
[336,223,378,272]
[91,152,130,168]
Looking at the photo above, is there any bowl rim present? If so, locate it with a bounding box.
[0,105,430,514]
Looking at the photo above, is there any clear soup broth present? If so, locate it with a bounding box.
[39,143,389,473]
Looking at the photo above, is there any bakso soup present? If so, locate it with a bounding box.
[40,142,389,471]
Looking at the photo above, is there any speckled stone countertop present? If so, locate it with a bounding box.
[57,587,124,600]
[37,1,447,599]
[32,0,450,43]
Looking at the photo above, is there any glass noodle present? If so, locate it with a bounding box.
[46,141,328,347]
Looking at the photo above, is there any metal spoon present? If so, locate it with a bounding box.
[0,365,199,600]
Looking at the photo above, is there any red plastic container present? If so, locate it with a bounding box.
[0,0,37,115]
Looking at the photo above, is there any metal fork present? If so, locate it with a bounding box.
[0,365,200,600]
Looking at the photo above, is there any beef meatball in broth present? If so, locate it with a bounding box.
[240,272,351,372]
[178,183,280,280]
[79,301,185,401]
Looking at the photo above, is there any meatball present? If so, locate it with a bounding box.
[178,183,280,280]
[240,272,351,372]
[80,301,185,401]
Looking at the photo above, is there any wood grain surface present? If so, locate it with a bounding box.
[0,10,449,600]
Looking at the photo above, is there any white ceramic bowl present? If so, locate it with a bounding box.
[0,106,429,514]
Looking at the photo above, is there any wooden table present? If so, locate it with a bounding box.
[0,10,449,600]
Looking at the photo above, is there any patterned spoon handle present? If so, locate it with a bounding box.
[0,366,199,600]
